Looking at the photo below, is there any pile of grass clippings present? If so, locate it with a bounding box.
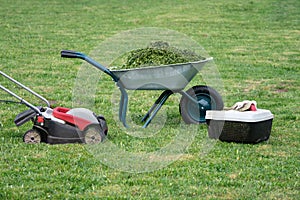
[120,41,205,69]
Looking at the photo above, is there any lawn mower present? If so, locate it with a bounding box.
[0,71,108,144]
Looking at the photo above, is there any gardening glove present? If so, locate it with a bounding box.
[225,100,257,111]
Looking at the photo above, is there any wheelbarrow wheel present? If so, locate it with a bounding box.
[84,125,105,144]
[23,129,42,144]
[179,85,223,124]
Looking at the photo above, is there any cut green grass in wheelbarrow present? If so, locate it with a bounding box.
[115,41,206,69]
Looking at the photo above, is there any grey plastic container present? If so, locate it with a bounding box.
[205,109,274,144]
[111,57,213,90]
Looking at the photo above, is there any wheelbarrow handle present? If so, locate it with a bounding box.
[61,50,85,59]
[61,50,119,82]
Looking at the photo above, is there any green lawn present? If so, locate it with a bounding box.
[0,0,299,199]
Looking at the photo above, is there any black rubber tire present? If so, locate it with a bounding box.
[84,125,106,144]
[23,129,42,144]
[179,85,224,124]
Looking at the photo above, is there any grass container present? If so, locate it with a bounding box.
[205,109,274,144]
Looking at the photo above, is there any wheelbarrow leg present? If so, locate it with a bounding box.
[142,90,173,128]
[118,86,129,128]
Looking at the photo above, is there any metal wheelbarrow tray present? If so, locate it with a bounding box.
[61,50,224,128]
[111,58,212,90]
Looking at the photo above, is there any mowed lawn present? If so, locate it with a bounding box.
[0,0,299,199]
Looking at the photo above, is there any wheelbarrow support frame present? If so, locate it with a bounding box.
[61,50,133,127]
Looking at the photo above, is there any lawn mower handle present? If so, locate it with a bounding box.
[0,70,50,111]
[61,50,119,82]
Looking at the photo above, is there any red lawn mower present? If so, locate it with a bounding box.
[0,71,108,144]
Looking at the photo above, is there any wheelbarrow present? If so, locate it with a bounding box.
[61,50,224,128]
[0,71,108,144]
